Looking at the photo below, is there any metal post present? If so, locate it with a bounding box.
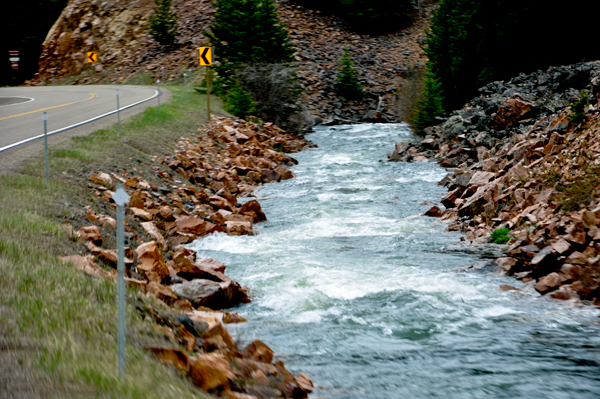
[161,66,165,85]
[116,67,119,85]
[184,73,188,103]
[43,112,49,184]
[112,184,129,380]
[51,71,54,86]
[206,66,211,121]
[116,89,121,136]
[157,79,161,114]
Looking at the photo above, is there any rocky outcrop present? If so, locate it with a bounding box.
[390,61,600,305]
[33,0,436,123]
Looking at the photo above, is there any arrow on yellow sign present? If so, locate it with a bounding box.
[199,47,212,66]
[87,52,98,63]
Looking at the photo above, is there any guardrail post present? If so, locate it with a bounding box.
[111,185,129,380]
[157,80,161,114]
[116,89,121,136]
[161,66,165,85]
[43,112,49,184]
[184,73,188,103]
[51,71,55,86]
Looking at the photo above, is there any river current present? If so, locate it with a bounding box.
[189,123,600,398]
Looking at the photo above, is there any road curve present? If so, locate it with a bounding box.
[0,85,169,174]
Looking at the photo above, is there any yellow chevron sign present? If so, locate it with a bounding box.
[87,52,98,63]
[199,47,213,66]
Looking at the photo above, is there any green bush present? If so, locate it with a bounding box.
[567,91,590,126]
[490,227,511,244]
[337,48,363,99]
[223,80,257,119]
[148,0,178,45]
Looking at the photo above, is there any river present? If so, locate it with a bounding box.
[188,123,600,398]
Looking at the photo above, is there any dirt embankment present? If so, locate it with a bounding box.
[390,61,600,305]
[67,116,320,398]
[31,0,434,123]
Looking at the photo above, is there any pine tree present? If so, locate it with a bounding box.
[205,0,295,79]
[412,68,445,132]
[336,48,363,99]
[223,80,257,119]
[149,0,178,45]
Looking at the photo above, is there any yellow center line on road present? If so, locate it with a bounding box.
[0,92,98,121]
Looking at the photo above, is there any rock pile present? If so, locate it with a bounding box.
[389,61,600,304]
[32,0,435,123]
[63,116,318,398]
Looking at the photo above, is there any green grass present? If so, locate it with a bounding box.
[0,84,226,398]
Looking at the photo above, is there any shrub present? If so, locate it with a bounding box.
[148,0,178,45]
[234,63,305,131]
[490,227,511,244]
[223,80,257,119]
[567,91,590,126]
[336,48,363,100]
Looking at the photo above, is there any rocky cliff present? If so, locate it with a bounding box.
[33,0,435,122]
[390,61,600,304]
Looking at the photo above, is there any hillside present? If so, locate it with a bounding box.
[31,0,435,123]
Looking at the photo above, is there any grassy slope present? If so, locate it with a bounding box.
[0,84,227,398]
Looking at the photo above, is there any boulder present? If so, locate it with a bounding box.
[171,277,250,310]
[146,347,190,372]
[135,241,169,281]
[239,200,267,222]
[243,340,274,364]
[77,225,102,245]
[424,206,444,217]
[534,272,561,294]
[140,221,165,246]
[188,354,235,391]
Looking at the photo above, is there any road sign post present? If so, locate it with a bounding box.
[199,47,213,121]
[116,89,121,136]
[43,112,49,185]
[111,185,130,380]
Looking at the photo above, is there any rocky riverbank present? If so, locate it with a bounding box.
[64,116,320,398]
[389,61,600,305]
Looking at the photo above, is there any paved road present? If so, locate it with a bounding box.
[0,85,169,174]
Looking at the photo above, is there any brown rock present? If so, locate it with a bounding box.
[201,323,235,351]
[130,207,153,221]
[89,171,113,188]
[243,340,274,364]
[146,347,189,372]
[147,281,176,305]
[441,188,464,209]
[175,216,208,236]
[467,171,496,187]
[534,272,561,294]
[188,353,235,391]
[140,221,165,247]
[565,223,587,247]
[495,257,519,274]
[223,311,247,324]
[61,255,115,281]
[581,210,597,229]
[77,225,102,245]
[424,206,444,217]
[550,238,572,256]
[195,258,227,273]
[225,220,254,236]
[135,241,169,280]
[490,97,534,129]
[296,372,314,393]
[239,200,267,222]
[499,284,520,291]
